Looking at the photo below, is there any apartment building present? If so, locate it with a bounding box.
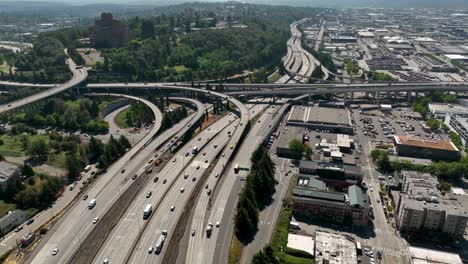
[395,171,468,238]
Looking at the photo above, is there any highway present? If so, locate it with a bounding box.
[126,103,264,264]
[26,95,202,264]
[191,99,289,264]
[0,81,53,88]
[0,53,87,114]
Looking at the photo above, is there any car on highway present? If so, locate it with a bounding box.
[196,165,200,170]
[191,230,196,236]
[192,177,196,182]
[132,174,137,180]
[146,191,152,198]
[207,189,212,195]
[103,258,109,264]
[121,169,126,173]
[26,218,34,225]
[198,137,201,141]
[173,158,177,162]
[180,188,185,193]
[203,152,206,156]
[216,221,220,228]
[148,247,154,254]
[148,159,153,164]
[185,152,189,156]
[163,179,167,184]
[83,194,88,200]
[205,160,208,163]
[184,173,189,179]
[214,144,218,148]
[154,177,159,182]
[15,226,23,232]
[93,217,99,224]
[170,206,175,211]
[230,144,234,149]
[222,153,225,157]
[205,184,209,189]
[52,248,59,256]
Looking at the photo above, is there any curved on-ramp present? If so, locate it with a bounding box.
[27,93,163,264]
[0,57,87,115]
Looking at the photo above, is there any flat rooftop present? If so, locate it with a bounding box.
[287,106,351,127]
[409,246,462,264]
[306,106,351,126]
[315,231,357,264]
[287,234,315,256]
[394,135,459,152]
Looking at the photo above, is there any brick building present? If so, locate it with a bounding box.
[92,13,130,48]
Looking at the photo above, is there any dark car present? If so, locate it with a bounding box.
[132,174,137,180]
[26,219,34,225]
[83,194,89,200]
[154,177,159,183]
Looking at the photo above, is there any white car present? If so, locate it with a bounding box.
[93,217,99,224]
[52,248,59,255]
[215,221,220,228]
[148,247,154,254]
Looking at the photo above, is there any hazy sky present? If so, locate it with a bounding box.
[8,0,468,8]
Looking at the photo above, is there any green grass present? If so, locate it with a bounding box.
[115,108,130,128]
[174,65,187,73]
[283,254,314,264]
[47,151,67,168]
[268,72,282,83]
[0,135,27,157]
[0,62,10,73]
[0,201,16,218]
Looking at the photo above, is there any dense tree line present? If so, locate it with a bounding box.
[10,98,108,134]
[0,26,89,83]
[235,146,276,242]
[0,170,63,210]
[412,93,457,119]
[160,106,189,131]
[371,149,468,181]
[122,101,154,127]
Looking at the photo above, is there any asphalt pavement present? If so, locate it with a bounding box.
[26,96,202,264]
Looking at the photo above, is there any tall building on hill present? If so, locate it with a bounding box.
[91,13,130,49]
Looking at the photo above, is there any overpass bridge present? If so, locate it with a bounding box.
[86,81,468,96]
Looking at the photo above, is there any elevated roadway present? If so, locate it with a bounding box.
[27,95,200,264]
[0,57,87,114]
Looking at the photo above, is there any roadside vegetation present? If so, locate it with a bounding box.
[8,97,108,134]
[371,149,468,182]
[0,27,88,83]
[234,146,276,243]
[252,175,314,264]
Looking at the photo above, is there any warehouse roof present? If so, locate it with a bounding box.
[394,135,459,151]
[306,107,351,126]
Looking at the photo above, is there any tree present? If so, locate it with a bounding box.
[118,135,131,149]
[88,136,104,162]
[305,145,313,159]
[289,139,305,159]
[426,118,441,130]
[439,181,452,192]
[66,151,82,181]
[27,139,48,160]
[22,164,35,178]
